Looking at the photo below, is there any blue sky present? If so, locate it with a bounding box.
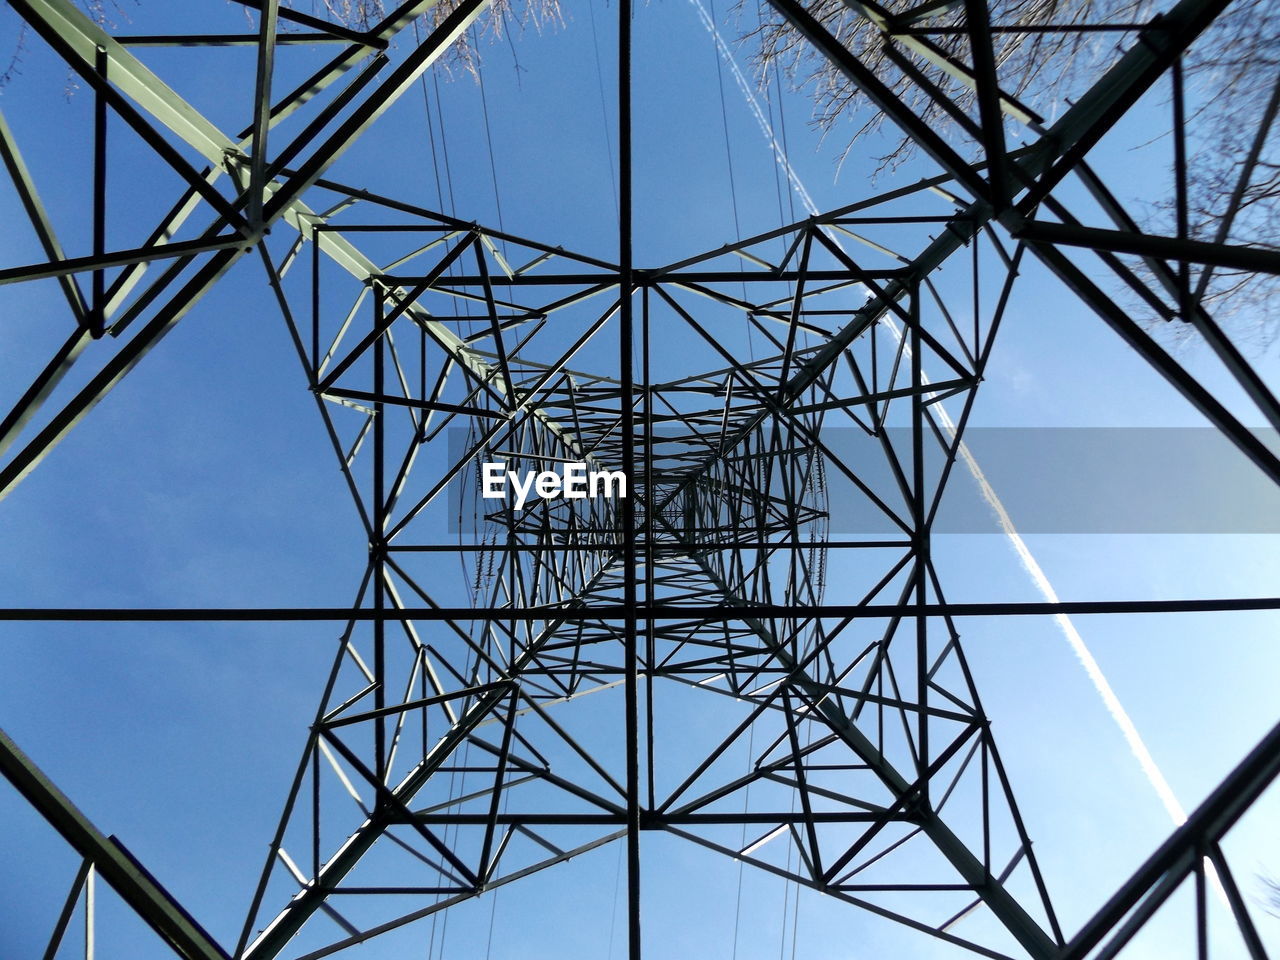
[0,0,1278,958]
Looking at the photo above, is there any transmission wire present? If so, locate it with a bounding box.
[769,54,808,354]
[427,67,466,331]
[605,835,624,959]
[708,0,744,249]
[702,0,753,362]
[430,71,459,219]
[482,769,511,959]
[787,719,814,959]
[771,59,797,226]
[729,722,756,959]
[473,31,509,260]
[587,0,620,220]
[412,18,447,212]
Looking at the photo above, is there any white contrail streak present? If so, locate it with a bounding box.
[950,452,1190,826]
[889,314,1190,827]
[688,0,1189,830]
[688,0,821,220]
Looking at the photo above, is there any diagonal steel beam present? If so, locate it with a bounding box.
[668,531,1060,959]
[0,0,493,502]
[1058,717,1280,960]
[0,727,230,960]
[0,108,89,325]
[761,0,1280,492]
[241,563,618,960]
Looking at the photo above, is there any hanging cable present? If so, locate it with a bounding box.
[605,834,624,959]
[710,0,1195,859]
[426,67,466,331]
[778,810,794,959]
[473,31,509,261]
[587,0,620,220]
[787,720,814,959]
[430,70,459,219]
[696,0,753,359]
[482,772,510,960]
[763,59,789,251]
[768,52,808,355]
[789,879,801,960]
[770,64,797,226]
[413,18,448,212]
[708,0,744,247]
[729,721,755,959]
[461,419,480,606]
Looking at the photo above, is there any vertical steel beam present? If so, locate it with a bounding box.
[618,1,643,957]
[961,0,1010,207]
[91,45,108,338]
[249,0,279,231]
[373,287,388,784]
[909,286,930,798]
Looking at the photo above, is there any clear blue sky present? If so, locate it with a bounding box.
[0,1,1277,958]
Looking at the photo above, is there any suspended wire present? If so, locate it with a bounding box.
[429,531,489,960]
[692,0,814,359]
[788,721,814,960]
[430,70,460,219]
[473,31,509,259]
[427,66,465,329]
[605,835,624,959]
[413,18,447,212]
[708,0,744,245]
[765,58,789,362]
[462,418,480,605]
[766,38,806,353]
[730,852,746,958]
[764,71,788,251]
[695,0,754,361]
[706,0,1194,854]
[483,865,501,958]
[690,0,817,221]
[778,779,797,959]
[729,721,755,959]
[429,685,479,959]
[587,0,620,220]
[770,60,797,226]
[482,776,511,960]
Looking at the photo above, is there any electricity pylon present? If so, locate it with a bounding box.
[1,1,1277,959]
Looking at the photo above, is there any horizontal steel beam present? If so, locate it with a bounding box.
[377,268,904,285]
[0,596,1276,621]
[1013,220,1280,277]
[407,811,889,824]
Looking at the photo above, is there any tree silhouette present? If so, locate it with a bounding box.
[747,0,1279,336]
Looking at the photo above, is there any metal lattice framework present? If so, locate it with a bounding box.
[1,0,1278,959]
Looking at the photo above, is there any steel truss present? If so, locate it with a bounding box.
[0,0,1277,959]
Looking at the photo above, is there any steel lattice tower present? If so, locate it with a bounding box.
[1,1,1278,959]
